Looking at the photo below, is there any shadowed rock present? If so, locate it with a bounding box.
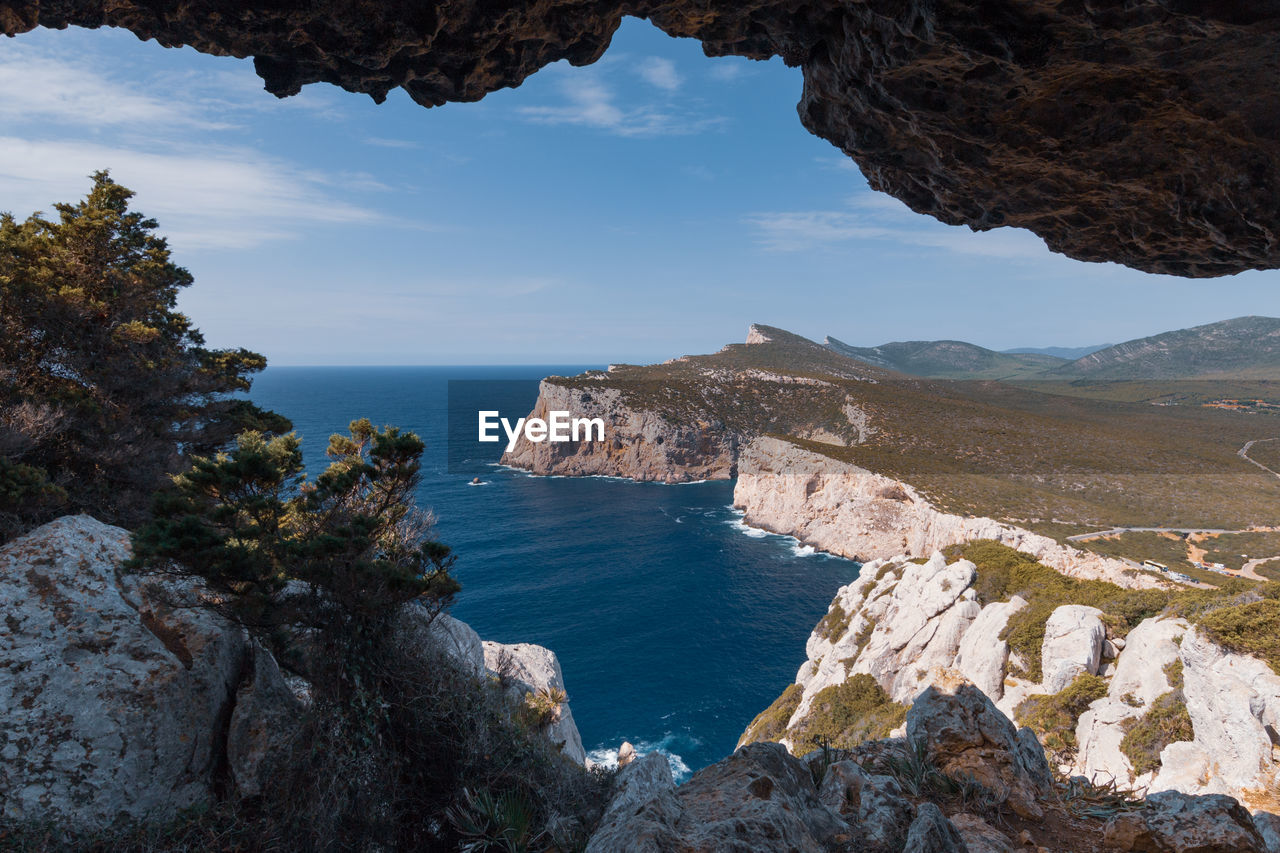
[6,0,1280,275]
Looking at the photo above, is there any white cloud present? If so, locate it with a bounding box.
[517,66,723,137]
[746,194,1051,259]
[636,57,681,92]
[708,60,752,82]
[0,137,381,251]
[0,50,231,131]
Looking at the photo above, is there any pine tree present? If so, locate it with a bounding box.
[0,171,288,539]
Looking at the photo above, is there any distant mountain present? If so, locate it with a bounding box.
[823,337,1066,380]
[1047,316,1280,379]
[1002,344,1111,360]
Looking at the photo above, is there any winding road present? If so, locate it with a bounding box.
[1239,438,1280,479]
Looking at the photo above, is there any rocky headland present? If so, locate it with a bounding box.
[734,435,1157,589]
[740,544,1280,824]
[0,515,587,828]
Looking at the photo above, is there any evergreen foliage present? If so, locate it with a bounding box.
[0,172,286,540]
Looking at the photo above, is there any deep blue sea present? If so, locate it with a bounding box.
[248,366,860,779]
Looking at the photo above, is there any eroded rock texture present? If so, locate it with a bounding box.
[5,0,1280,275]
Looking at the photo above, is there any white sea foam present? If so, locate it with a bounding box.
[588,735,695,783]
[725,517,769,538]
[790,543,817,557]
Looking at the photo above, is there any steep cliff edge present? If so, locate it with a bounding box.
[742,543,1280,815]
[735,434,1154,588]
[0,515,589,829]
[500,380,738,483]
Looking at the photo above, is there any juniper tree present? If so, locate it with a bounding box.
[0,171,287,539]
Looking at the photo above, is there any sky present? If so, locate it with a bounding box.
[1,21,1278,365]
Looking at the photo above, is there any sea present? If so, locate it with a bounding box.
[248,366,860,780]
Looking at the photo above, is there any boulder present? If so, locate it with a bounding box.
[951,813,1015,853]
[1253,812,1280,853]
[1177,628,1280,795]
[1073,698,1141,786]
[0,516,248,827]
[226,643,305,799]
[1108,617,1187,708]
[903,802,967,853]
[818,760,912,849]
[482,640,587,765]
[954,597,1026,700]
[1103,790,1267,852]
[1041,605,1106,694]
[906,683,1053,819]
[586,742,854,852]
[584,752,683,853]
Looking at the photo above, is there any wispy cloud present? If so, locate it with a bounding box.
[0,137,381,250]
[0,50,233,131]
[747,194,1051,259]
[516,62,724,137]
[636,57,681,92]
[708,60,754,83]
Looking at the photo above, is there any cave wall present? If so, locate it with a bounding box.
[4,0,1280,276]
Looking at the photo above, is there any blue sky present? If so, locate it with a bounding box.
[2,20,1278,365]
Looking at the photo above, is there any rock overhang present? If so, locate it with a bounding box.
[5,0,1280,276]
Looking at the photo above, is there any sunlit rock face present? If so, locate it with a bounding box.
[6,0,1280,276]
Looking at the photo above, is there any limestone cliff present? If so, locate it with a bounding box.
[734,434,1155,589]
[0,515,588,829]
[500,380,737,483]
[749,547,1280,814]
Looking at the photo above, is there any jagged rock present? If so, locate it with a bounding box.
[502,381,736,482]
[1103,791,1267,853]
[903,802,967,853]
[1073,698,1141,786]
[1252,812,1280,853]
[10,0,1280,274]
[1173,627,1280,795]
[585,752,683,853]
[906,684,1053,819]
[588,742,853,852]
[482,640,587,765]
[950,813,1015,853]
[1109,617,1188,707]
[954,597,1026,700]
[818,760,912,849]
[226,643,304,799]
[618,741,637,768]
[1041,605,1106,694]
[420,611,486,677]
[0,516,247,827]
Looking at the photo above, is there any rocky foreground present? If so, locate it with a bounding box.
[7,515,1280,851]
[0,515,586,827]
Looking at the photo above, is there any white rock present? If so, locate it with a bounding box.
[1108,617,1187,707]
[1073,698,1141,785]
[1041,605,1106,694]
[0,516,247,828]
[954,597,1027,700]
[483,641,588,765]
[732,436,1161,588]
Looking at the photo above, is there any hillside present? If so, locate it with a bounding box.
[1003,344,1110,360]
[1047,316,1280,380]
[518,325,1280,534]
[824,336,1065,380]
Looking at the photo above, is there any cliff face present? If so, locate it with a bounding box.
[500,380,737,483]
[751,547,1280,814]
[7,0,1280,276]
[0,515,588,829]
[734,435,1153,588]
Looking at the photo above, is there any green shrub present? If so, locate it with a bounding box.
[815,602,852,641]
[791,674,907,757]
[1197,597,1280,675]
[1015,673,1108,760]
[1120,691,1194,775]
[1163,659,1184,689]
[740,683,803,747]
